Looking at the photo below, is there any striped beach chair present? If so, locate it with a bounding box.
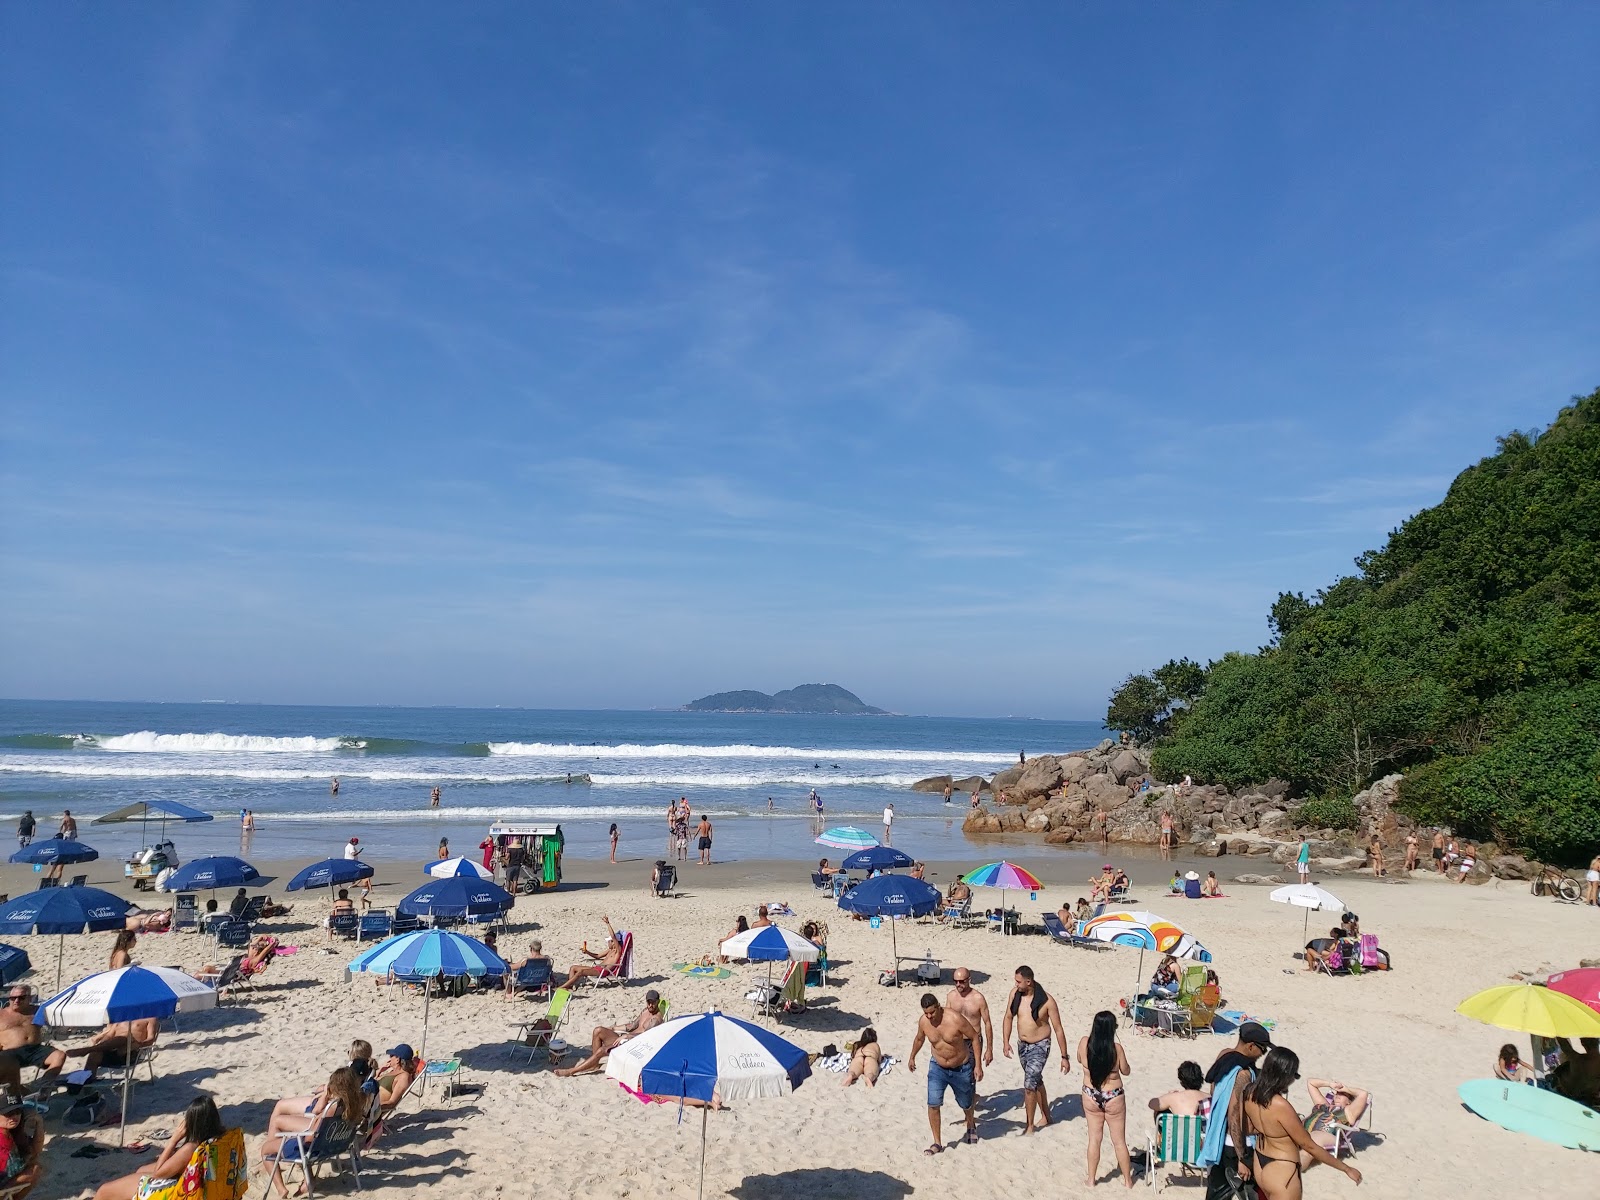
[1146,1113,1206,1191]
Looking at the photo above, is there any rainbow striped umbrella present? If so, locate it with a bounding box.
[960,861,1045,936]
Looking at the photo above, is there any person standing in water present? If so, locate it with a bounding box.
[330,777,340,796]
[942,783,953,806]
[430,786,442,809]
[696,815,713,866]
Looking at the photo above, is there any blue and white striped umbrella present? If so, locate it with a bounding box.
[605,1011,811,1200]
[717,925,820,964]
[424,856,493,880]
[814,826,878,850]
[348,929,507,1059]
[9,837,99,866]
[34,965,217,1144]
[397,876,513,919]
[165,855,266,892]
[286,857,375,892]
[347,929,507,980]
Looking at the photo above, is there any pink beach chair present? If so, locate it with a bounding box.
[591,932,633,989]
[1358,934,1381,970]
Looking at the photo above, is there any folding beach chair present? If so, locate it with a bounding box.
[1328,1094,1376,1158]
[195,956,247,1005]
[588,932,632,989]
[35,879,57,890]
[261,1115,360,1199]
[391,911,423,935]
[140,1127,247,1200]
[1176,965,1206,1006]
[215,919,251,950]
[237,896,269,924]
[357,911,392,942]
[1042,912,1076,946]
[1146,1113,1206,1191]
[68,874,88,888]
[329,912,359,940]
[1184,984,1222,1034]
[174,893,199,933]
[514,987,573,1064]
[653,864,678,898]
[509,959,553,1000]
[1357,934,1382,971]
[811,872,831,894]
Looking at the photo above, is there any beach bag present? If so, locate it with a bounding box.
[64,1092,108,1127]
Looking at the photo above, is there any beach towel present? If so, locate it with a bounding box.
[815,1052,896,1077]
[1197,1067,1243,1169]
[134,1128,247,1200]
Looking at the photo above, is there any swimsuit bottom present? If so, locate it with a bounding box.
[1083,1083,1124,1110]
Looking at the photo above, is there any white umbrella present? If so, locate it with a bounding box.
[36,966,217,1143]
[1269,882,1345,939]
[718,925,821,999]
[425,856,494,880]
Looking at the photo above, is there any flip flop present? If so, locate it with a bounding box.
[963,1131,980,1145]
[923,1143,943,1156]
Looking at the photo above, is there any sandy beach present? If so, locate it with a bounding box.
[7,853,1598,1199]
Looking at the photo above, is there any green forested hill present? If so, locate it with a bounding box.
[1107,388,1600,862]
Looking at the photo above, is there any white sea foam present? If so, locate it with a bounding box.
[91,731,345,754]
[485,740,1004,764]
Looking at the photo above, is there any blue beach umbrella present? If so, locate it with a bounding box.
[840,845,914,872]
[397,876,513,921]
[35,965,217,1144]
[423,856,493,880]
[717,924,821,996]
[604,1011,811,1200]
[348,929,508,1057]
[286,857,375,892]
[838,874,943,987]
[93,799,213,846]
[9,838,99,866]
[164,855,267,893]
[0,886,133,989]
[0,945,32,986]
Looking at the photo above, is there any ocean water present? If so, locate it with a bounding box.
[0,700,1105,866]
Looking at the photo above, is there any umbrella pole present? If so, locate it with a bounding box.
[1303,907,1310,939]
[891,911,899,988]
[698,1103,708,1200]
[120,1028,132,1147]
[420,976,432,1062]
[56,935,64,991]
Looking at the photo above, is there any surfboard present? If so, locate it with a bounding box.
[1458,1078,1600,1151]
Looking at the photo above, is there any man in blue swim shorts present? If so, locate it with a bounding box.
[908,991,982,1154]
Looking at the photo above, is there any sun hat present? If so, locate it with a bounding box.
[1185,871,1200,881]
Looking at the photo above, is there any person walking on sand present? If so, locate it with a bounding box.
[1078,1010,1132,1187]
[430,786,442,809]
[609,823,619,864]
[1295,837,1310,884]
[883,803,894,846]
[908,991,982,1154]
[16,810,34,849]
[1003,965,1069,1134]
[945,969,993,1105]
[696,815,713,866]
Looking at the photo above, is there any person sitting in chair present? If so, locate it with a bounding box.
[0,1089,43,1200]
[1148,956,1180,999]
[1148,1059,1209,1120]
[1302,927,1347,973]
[560,915,623,989]
[1303,1077,1370,1155]
[554,990,665,1077]
[0,988,68,1094]
[92,1096,227,1200]
[66,1017,159,1074]
[503,940,551,997]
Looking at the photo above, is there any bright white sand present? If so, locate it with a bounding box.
[10,857,1598,1199]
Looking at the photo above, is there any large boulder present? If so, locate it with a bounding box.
[1488,854,1538,881]
[1258,778,1292,799]
[1011,755,1066,801]
[1310,854,1367,872]
[912,775,953,794]
[1024,811,1051,833]
[1109,750,1144,783]
[1234,873,1284,885]
[1061,756,1093,783]
[1045,828,1077,845]
[1256,809,1293,839]
[990,764,1026,792]
[1083,773,1129,811]
[998,810,1027,833]
[961,809,1001,834]
[952,776,990,794]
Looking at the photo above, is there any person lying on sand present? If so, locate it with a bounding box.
[554,991,665,1077]
[124,909,173,933]
[66,1017,158,1074]
[842,1028,883,1088]
[561,916,623,989]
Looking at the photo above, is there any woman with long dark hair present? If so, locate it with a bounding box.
[1242,1047,1362,1199]
[93,1095,227,1200]
[609,823,619,864]
[109,930,137,970]
[1076,1009,1133,1188]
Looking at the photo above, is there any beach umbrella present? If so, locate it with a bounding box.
[960,861,1045,936]
[0,944,31,986]
[35,965,217,1144]
[1269,882,1345,939]
[164,856,267,893]
[348,929,507,1057]
[286,857,375,892]
[424,856,493,880]
[1546,968,1600,1015]
[605,1011,811,1200]
[93,799,212,847]
[815,826,878,850]
[0,886,132,989]
[840,845,914,872]
[718,925,821,997]
[9,838,99,867]
[1457,984,1600,1039]
[397,876,514,922]
[1080,908,1212,989]
[838,874,942,986]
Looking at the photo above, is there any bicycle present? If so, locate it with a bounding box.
[1530,863,1582,903]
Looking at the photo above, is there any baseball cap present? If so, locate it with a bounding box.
[1239,1022,1273,1049]
[385,1043,414,1061]
[0,1093,22,1115]
[645,989,661,1005]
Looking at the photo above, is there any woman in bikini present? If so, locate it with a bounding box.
[842,1027,882,1088]
[1076,1009,1133,1189]
[373,1045,419,1113]
[1242,1048,1362,1199]
[108,930,137,970]
[93,1096,228,1200]
[1302,1077,1370,1155]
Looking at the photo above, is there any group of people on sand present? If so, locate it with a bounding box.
[894,964,1365,1195]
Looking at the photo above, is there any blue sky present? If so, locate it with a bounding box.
[2,4,1596,718]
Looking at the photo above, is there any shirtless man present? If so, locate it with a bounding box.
[1001,965,1070,1134]
[1431,828,1446,874]
[945,969,993,1104]
[560,915,624,989]
[0,987,67,1093]
[554,990,665,1077]
[68,1016,158,1074]
[908,992,982,1154]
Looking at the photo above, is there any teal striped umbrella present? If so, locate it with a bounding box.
[815,826,877,850]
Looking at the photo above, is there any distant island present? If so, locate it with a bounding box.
[684,683,888,715]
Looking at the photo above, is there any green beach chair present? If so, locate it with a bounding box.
[1145,1112,1206,1191]
[1176,964,1205,1006]
[514,987,572,1064]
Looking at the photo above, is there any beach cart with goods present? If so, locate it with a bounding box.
[486,822,565,893]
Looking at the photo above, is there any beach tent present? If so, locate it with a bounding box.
[0,886,132,988]
[960,860,1045,936]
[35,965,216,1144]
[605,1011,810,1200]
[348,929,506,1057]
[93,799,213,847]
[837,874,942,986]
